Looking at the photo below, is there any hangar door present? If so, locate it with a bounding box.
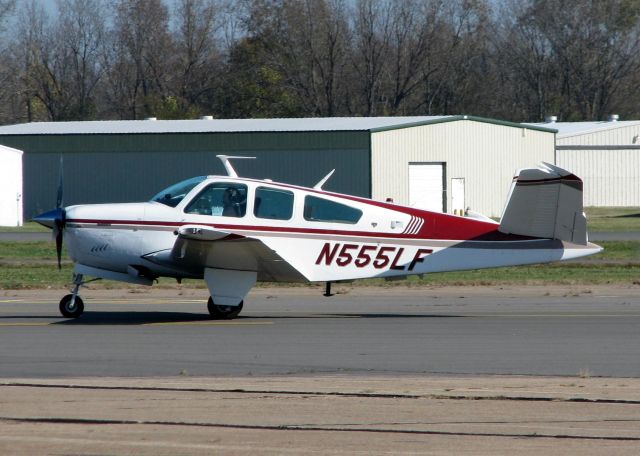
[408,163,445,212]
[451,178,465,215]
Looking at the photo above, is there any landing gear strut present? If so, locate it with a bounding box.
[324,281,333,297]
[59,273,100,318]
[207,297,243,319]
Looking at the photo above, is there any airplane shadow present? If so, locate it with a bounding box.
[51,311,214,325]
[43,311,465,325]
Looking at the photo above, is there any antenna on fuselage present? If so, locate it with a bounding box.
[216,155,256,178]
[313,169,335,190]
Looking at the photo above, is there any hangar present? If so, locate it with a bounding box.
[530,117,640,207]
[0,116,555,220]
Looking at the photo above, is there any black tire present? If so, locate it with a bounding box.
[207,297,243,319]
[59,294,84,318]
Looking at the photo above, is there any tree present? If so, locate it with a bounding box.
[250,0,351,116]
[170,0,222,117]
[104,0,172,119]
[217,37,302,117]
[384,0,451,115]
[12,0,106,121]
[492,2,558,121]
[55,0,106,119]
[1,0,640,124]
[420,0,493,116]
[0,0,19,123]
[349,0,392,115]
[495,0,640,121]
[15,0,53,121]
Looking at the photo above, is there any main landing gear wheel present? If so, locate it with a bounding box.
[59,294,84,318]
[207,297,243,320]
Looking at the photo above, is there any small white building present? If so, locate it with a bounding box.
[0,145,24,226]
[530,117,640,207]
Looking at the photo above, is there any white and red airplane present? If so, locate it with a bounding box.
[35,155,601,318]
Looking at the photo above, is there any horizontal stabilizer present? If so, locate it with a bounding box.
[499,162,587,245]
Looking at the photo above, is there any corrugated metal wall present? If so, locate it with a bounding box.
[557,149,640,206]
[556,124,640,207]
[371,121,555,218]
[557,124,640,146]
[0,132,370,218]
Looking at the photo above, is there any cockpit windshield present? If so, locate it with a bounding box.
[151,176,206,208]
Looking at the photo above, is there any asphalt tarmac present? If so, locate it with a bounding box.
[1,286,639,378]
[2,286,640,454]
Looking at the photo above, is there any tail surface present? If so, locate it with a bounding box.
[499,162,587,245]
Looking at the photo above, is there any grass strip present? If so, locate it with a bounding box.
[0,242,68,260]
[0,222,49,233]
[0,241,638,289]
[584,207,640,232]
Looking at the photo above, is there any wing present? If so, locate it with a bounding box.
[142,225,308,282]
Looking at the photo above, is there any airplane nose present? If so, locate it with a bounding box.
[33,207,66,229]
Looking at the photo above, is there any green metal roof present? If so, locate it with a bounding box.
[369,115,558,133]
[0,115,557,136]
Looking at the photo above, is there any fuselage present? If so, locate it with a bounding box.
[60,175,602,284]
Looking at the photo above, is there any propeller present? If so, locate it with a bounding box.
[33,156,66,269]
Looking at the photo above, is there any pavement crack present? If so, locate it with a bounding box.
[2,416,639,442]
[2,382,640,405]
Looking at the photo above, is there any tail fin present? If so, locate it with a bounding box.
[499,162,587,245]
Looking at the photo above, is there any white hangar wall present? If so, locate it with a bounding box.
[554,122,640,146]
[371,119,555,218]
[551,121,640,207]
[557,149,640,207]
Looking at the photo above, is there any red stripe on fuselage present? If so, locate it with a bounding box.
[66,218,527,241]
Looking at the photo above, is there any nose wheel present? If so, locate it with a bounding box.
[59,294,84,318]
[58,273,100,318]
[207,297,243,319]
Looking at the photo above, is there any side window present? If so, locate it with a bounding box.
[254,187,294,220]
[303,195,362,224]
[185,183,248,218]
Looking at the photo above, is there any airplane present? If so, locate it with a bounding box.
[34,155,602,319]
